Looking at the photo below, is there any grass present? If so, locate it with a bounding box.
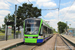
[8,34,14,39]
[0,32,14,40]
[0,30,19,40]
[0,33,5,36]
[0,31,5,36]
[0,31,13,36]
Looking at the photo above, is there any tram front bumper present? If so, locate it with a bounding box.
[25,38,37,43]
[24,38,43,43]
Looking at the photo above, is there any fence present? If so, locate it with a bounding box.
[0,34,22,41]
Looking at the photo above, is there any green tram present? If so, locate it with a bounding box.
[23,18,53,43]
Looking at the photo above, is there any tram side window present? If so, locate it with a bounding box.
[50,29,52,34]
[43,26,47,34]
[49,29,51,34]
[48,28,49,34]
[40,25,43,35]
[50,29,51,34]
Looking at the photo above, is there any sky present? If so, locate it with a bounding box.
[0,0,75,31]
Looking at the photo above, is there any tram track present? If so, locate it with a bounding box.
[31,35,54,50]
[54,35,72,50]
[54,34,57,50]
[60,35,72,50]
[8,36,53,50]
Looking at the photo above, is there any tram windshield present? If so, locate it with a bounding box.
[25,19,40,35]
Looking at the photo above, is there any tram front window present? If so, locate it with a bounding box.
[25,19,40,35]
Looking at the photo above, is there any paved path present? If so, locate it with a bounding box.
[11,44,36,50]
[61,35,75,44]
[0,38,23,50]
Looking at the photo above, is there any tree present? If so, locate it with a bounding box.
[3,14,14,29]
[2,24,5,29]
[17,3,41,31]
[4,14,14,23]
[57,21,67,33]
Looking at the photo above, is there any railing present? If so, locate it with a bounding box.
[0,34,23,41]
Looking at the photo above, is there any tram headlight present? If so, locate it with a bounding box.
[25,36,28,38]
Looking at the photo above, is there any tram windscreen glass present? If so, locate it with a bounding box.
[25,19,40,34]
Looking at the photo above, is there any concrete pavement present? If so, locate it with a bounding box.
[0,38,23,50]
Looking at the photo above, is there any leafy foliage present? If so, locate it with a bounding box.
[16,3,41,31]
[4,14,14,24]
[57,21,67,33]
[3,14,14,29]
[53,29,57,33]
[3,3,41,32]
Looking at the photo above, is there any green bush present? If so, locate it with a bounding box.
[1,30,5,33]
[0,33,5,36]
[11,30,21,35]
[16,31,21,35]
[12,30,14,34]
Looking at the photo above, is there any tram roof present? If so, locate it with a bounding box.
[42,19,53,30]
[25,18,41,20]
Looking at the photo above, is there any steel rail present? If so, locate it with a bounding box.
[54,35,57,50]
[60,35,72,50]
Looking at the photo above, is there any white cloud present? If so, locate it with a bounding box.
[0,1,10,9]
[0,10,10,16]
[49,19,58,31]
[0,10,10,27]
[6,0,57,8]
[43,19,58,31]
[7,0,36,4]
[58,4,75,29]
[61,1,72,6]
[0,0,11,27]
[36,0,57,8]
[0,16,5,27]
[44,12,54,18]
[45,4,75,30]
[43,10,59,31]
[17,0,36,3]
[7,0,19,4]
[43,2,57,7]
[67,20,75,28]
[51,19,58,31]
[60,4,75,20]
[44,10,58,19]
[44,3,75,31]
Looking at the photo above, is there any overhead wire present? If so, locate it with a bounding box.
[16,0,22,4]
[28,0,32,4]
[62,0,75,20]
[58,0,61,21]
[28,0,58,10]
[41,8,58,10]
[16,0,59,19]
[27,0,58,19]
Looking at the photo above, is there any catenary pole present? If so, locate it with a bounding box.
[14,5,17,39]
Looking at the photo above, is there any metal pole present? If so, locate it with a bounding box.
[6,25,8,41]
[66,21,68,35]
[14,5,17,39]
[60,26,61,34]
[66,21,67,32]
